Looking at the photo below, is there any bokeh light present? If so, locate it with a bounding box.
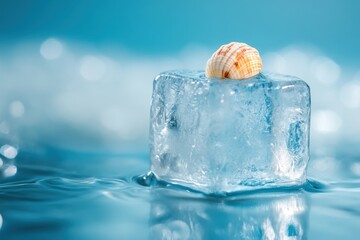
[79,55,107,81]
[351,162,360,176]
[313,110,342,134]
[40,38,63,60]
[3,165,17,177]
[0,145,18,159]
[340,81,360,109]
[311,57,341,86]
[0,39,359,154]
[9,101,25,118]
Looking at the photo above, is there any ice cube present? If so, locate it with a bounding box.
[149,70,310,194]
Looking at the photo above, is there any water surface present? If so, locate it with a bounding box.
[0,149,359,239]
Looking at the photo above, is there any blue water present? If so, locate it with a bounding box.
[0,149,359,239]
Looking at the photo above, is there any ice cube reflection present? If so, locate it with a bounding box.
[149,190,308,240]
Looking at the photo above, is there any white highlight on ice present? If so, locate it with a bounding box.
[276,196,305,240]
[40,38,63,60]
[151,220,190,240]
[274,147,293,178]
[262,218,276,240]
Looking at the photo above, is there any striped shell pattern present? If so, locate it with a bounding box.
[205,42,262,80]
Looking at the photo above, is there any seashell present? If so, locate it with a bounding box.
[205,42,262,80]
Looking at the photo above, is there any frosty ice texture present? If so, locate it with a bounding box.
[149,70,310,194]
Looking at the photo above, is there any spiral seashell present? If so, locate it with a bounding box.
[205,42,262,80]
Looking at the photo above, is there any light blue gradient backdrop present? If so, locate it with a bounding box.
[0,1,359,165]
[1,1,359,65]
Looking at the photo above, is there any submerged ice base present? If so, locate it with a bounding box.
[149,70,310,194]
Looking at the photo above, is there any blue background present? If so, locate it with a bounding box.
[0,0,359,154]
[1,0,359,65]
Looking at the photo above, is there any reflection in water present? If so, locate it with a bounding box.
[149,190,309,240]
[0,144,18,178]
[3,165,17,178]
[0,145,18,160]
